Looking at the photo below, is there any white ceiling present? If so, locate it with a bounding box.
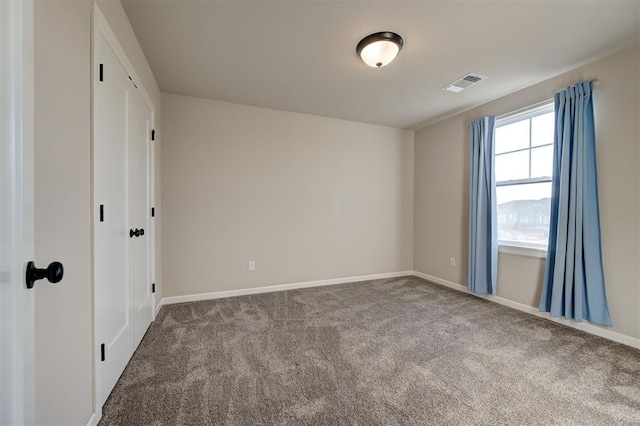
[122,0,640,130]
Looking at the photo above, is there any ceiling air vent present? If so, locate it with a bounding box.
[442,73,487,93]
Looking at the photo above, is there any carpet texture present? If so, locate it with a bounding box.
[99,276,640,425]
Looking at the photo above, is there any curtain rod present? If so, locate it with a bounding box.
[493,79,601,121]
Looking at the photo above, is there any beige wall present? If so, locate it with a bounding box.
[414,46,640,340]
[162,94,414,297]
[34,0,160,423]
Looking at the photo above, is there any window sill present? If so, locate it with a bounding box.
[498,244,547,259]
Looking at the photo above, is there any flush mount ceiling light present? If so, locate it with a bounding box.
[356,31,403,68]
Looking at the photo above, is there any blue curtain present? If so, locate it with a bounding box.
[539,81,611,326]
[468,117,497,295]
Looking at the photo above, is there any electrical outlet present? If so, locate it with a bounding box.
[449,257,456,267]
[248,261,255,271]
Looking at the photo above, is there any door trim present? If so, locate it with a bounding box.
[0,0,35,423]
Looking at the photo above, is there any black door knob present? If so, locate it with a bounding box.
[130,228,141,238]
[26,261,64,289]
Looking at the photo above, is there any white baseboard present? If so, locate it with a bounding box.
[411,270,640,350]
[411,271,469,294]
[85,412,100,426]
[157,270,414,307]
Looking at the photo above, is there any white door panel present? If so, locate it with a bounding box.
[93,29,135,405]
[129,88,153,346]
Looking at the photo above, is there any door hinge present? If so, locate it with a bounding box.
[99,64,104,82]
[99,204,104,222]
[151,207,155,217]
[151,129,155,141]
[100,343,106,362]
[152,283,156,293]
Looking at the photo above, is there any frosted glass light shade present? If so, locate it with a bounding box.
[357,32,403,68]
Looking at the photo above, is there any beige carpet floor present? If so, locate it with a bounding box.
[99,276,640,425]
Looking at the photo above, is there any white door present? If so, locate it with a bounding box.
[93,28,135,405]
[129,88,153,346]
[93,12,154,407]
[0,0,35,423]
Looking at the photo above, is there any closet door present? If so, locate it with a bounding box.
[93,30,135,405]
[129,88,153,346]
[94,10,156,408]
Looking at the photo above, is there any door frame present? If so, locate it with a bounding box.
[91,4,156,419]
[0,0,35,424]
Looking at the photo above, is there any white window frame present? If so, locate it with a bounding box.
[495,101,554,258]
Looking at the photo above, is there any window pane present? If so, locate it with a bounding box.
[495,119,530,154]
[531,145,553,179]
[497,182,552,247]
[531,112,554,147]
[495,150,529,182]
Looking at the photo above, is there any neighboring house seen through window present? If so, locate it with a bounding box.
[495,102,554,249]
